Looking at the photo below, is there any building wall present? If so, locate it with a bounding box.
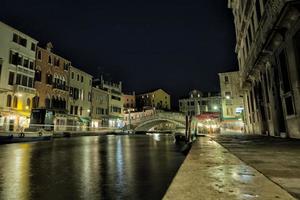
[229,0,300,138]
[69,66,92,118]
[136,89,171,110]
[123,92,136,111]
[179,90,221,116]
[34,44,70,110]
[219,71,244,119]
[0,21,38,131]
[91,87,109,127]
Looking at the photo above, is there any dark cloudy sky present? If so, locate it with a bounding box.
[1,0,237,107]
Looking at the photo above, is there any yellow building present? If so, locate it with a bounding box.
[136,89,171,111]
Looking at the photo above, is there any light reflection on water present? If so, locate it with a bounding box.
[0,135,185,200]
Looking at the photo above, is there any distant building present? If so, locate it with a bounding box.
[179,90,221,116]
[123,92,136,113]
[218,71,244,120]
[34,43,71,129]
[91,86,109,128]
[0,21,38,131]
[93,76,124,128]
[136,89,171,111]
[229,0,300,138]
[68,66,92,128]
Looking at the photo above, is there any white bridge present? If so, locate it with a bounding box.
[124,110,186,132]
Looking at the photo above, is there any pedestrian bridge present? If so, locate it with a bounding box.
[124,111,186,132]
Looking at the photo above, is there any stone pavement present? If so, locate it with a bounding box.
[163,136,295,200]
[213,133,300,199]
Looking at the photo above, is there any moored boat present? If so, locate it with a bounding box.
[0,130,53,144]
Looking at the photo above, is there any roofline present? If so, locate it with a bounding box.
[0,21,38,43]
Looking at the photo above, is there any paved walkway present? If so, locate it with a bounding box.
[213,133,300,199]
[163,137,295,200]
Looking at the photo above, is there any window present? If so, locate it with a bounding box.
[285,96,295,116]
[31,43,36,51]
[13,96,18,108]
[74,106,78,115]
[279,50,291,93]
[19,37,27,47]
[6,95,12,107]
[45,98,51,109]
[32,96,39,108]
[64,62,69,71]
[46,74,53,85]
[70,105,73,114]
[54,57,60,66]
[23,59,29,68]
[13,34,18,43]
[28,77,33,88]
[71,72,74,79]
[81,76,83,82]
[35,70,41,82]
[29,61,34,69]
[225,76,229,83]
[16,74,21,85]
[48,56,52,64]
[26,98,31,108]
[77,74,79,81]
[8,72,14,85]
[37,51,42,60]
[80,107,82,115]
[22,76,28,86]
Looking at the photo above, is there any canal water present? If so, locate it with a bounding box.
[0,134,186,200]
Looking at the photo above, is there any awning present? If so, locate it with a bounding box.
[79,117,91,123]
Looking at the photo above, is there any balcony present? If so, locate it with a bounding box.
[14,84,36,95]
[52,83,69,92]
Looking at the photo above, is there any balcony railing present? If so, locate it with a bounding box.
[52,83,69,91]
[14,84,36,95]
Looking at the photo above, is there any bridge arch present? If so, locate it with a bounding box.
[134,117,185,132]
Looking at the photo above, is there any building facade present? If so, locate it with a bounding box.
[34,43,71,129]
[229,0,300,138]
[179,90,221,116]
[136,89,171,111]
[123,92,136,113]
[91,86,109,128]
[0,21,38,131]
[219,71,244,120]
[68,66,92,129]
[93,76,124,128]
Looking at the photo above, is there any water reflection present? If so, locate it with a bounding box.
[0,135,185,200]
[0,144,32,200]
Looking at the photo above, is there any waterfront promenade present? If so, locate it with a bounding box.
[164,136,296,200]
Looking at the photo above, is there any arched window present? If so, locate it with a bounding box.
[26,98,31,108]
[6,95,12,107]
[35,70,42,82]
[46,74,53,85]
[80,107,83,115]
[32,96,39,108]
[45,97,51,109]
[48,56,52,64]
[13,96,18,108]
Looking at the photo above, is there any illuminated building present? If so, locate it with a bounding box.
[229,0,300,137]
[34,43,71,129]
[219,71,244,130]
[68,66,93,129]
[0,21,38,131]
[179,90,221,116]
[136,89,171,111]
[91,86,109,128]
[123,92,136,113]
[93,76,124,128]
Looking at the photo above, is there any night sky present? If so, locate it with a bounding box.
[1,0,237,108]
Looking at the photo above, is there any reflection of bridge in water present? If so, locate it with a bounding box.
[124,110,187,132]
